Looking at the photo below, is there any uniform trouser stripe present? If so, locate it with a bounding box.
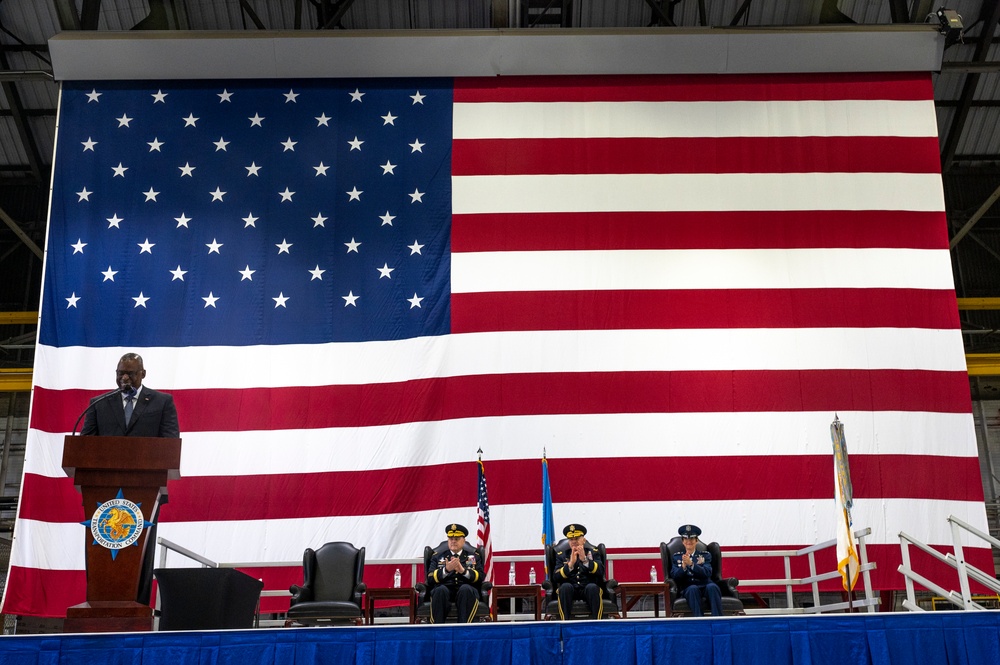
[466,598,479,623]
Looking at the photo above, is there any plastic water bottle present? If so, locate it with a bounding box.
[393,568,401,588]
[650,565,658,582]
[508,561,516,585]
[529,567,536,584]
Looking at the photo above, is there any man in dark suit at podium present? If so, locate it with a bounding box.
[80,352,179,605]
[81,353,179,438]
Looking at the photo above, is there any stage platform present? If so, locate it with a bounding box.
[2,613,999,665]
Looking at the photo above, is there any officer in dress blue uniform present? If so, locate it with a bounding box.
[426,523,484,623]
[669,524,723,616]
[554,524,606,619]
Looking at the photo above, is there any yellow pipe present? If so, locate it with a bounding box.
[0,311,37,325]
[965,354,1000,377]
[957,298,1000,311]
[0,369,32,392]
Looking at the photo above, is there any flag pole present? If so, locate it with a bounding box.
[831,414,859,611]
[541,448,555,575]
[475,447,493,593]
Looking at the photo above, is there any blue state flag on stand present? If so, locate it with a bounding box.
[542,454,555,553]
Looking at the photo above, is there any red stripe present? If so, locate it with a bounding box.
[450,210,950,252]
[454,73,933,102]
[18,474,84,522]
[453,288,961,333]
[452,137,941,176]
[31,370,971,434]
[0,566,86,618]
[2,542,993,617]
[22,454,983,524]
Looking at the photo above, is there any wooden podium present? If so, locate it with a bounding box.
[62,435,181,633]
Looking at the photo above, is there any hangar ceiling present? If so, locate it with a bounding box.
[1,0,999,397]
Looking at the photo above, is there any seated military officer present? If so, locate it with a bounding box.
[554,523,606,619]
[669,524,722,616]
[426,523,484,623]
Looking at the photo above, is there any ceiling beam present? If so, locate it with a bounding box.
[491,0,509,28]
[730,0,754,26]
[940,0,1000,171]
[950,179,1000,249]
[238,0,267,29]
[80,0,103,30]
[0,109,55,117]
[320,0,357,29]
[940,61,1000,73]
[0,53,44,182]
[909,0,935,23]
[51,0,82,30]
[643,0,675,27]
[0,70,53,81]
[937,99,1000,107]
[952,154,1000,161]
[0,206,42,259]
[888,0,908,23]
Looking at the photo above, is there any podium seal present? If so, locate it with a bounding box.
[90,495,145,555]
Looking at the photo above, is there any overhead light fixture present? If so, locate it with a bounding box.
[929,8,964,45]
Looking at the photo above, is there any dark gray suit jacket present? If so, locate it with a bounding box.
[80,386,180,438]
[78,385,179,605]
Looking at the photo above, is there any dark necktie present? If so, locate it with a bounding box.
[124,391,135,426]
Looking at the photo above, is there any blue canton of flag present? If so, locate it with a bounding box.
[43,80,453,347]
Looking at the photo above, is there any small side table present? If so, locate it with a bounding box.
[617,581,670,618]
[365,587,416,625]
[491,584,544,621]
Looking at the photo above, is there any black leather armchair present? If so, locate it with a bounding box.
[287,541,366,626]
[414,541,492,622]
[660,537,744,615]
[541,539,619,619]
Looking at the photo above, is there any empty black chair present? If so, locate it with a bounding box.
[154,567,263,631]
[287,541,366,626]
[414,541,492,622]
[541,539,619,619]
[660,537,744,616]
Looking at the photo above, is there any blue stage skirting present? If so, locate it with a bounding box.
[2,613,999,665]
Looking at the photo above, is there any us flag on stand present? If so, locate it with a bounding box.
[2,72,992,618]
[476,458,493,584]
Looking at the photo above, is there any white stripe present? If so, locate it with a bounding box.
[12,498,988,570]
[8,519,88,570]
[33,327,964,392]
[453,100,939,139]
[25,410,977,479]
[451,248,955,292]
[452,173,945,214]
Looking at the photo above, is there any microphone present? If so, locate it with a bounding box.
[71,387,125,435]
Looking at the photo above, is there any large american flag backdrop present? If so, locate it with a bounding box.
[3,72,991,617]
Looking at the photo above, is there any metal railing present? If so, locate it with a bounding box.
[594,527,877,615]
[156,528,879,625]
[724,527,878,614]
[898,514,1000,611]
